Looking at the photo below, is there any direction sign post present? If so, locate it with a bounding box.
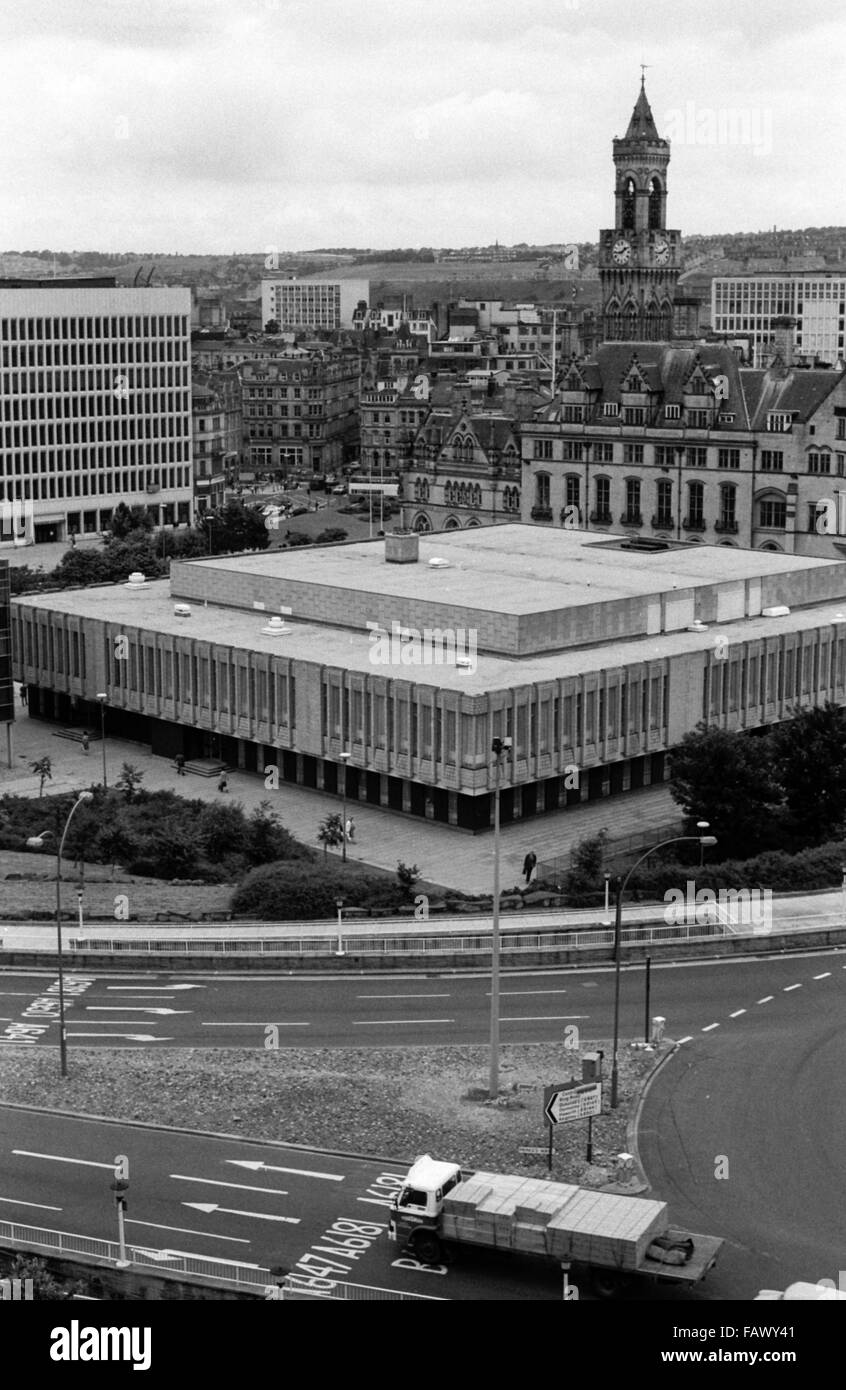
[543,1080,604,1170]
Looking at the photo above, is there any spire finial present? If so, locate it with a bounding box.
[640,61,650,88]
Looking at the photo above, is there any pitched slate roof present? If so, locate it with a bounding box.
[622,79,662,143]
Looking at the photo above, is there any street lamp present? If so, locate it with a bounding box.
[76,889,84,939]
[696,821,710,869]
[841,864,846,927]
[489,735,512,1099]
[602,871,611,927]
[610,833,717,1109]
[96,692,108,789]
[26,790,95,1078]
[335,897,345,957]
[339,751,351,863]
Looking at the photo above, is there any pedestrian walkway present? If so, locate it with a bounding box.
[1,692,678,894]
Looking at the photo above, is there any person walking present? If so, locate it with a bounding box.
[346,816,355,843]
[175,752,186,776]
[19,683,27,707]
[522,849,537,887]
[81,731,90,754]
[218,771,228,793]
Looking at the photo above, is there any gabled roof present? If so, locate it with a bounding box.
[742,366,845,428]
[535,344,749,423]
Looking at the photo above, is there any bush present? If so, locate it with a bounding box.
[231,862,409,920]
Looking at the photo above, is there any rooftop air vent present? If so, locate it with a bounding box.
[762,605,790,618]
[125,571,148,589]
[173,603,191,618]
[262,616,292,635]
[832,613,846,625]
[429,557,450,569]
[687,621,709,632]
[455,656,474,669]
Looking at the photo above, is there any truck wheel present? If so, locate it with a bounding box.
[412,1231,442,1265]
[592,1270,631,1299]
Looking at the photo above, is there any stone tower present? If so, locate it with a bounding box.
[598,79,681,341]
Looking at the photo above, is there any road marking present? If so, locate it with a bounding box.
[729,1009,746,1018]
[783,984,802,992]
[0,1196,62,1211]
[226,1160,343,1182]
[106,984,206,991]
[170,1175,289,1197]
[677,1036,693,1044]
[757,996,774,1004]
[67,1033,172,1041]
[13,1150,115,1170]
[356,994,451,999]
[183,1203,300,1224]
[200,1021,310,1028]
[67,1020,166,1026]
[125,1219,250,1244]
[352,1019,454,1026]
[503,1015,589,1023]
[133,1245,262,1268]
[813,972,832,980]
[86,1008,190,1015]
[496,990,569,997]
[702,1023,720,1032]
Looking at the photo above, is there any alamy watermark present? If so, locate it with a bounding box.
[664,880,773,933]
[664,102,773,158]
[368,620,478,674]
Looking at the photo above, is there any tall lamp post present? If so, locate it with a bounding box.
[26,790,94,1079]
[96,692,108,789]
[335,897,345,957]
[489,735,512,1099]
[610,833,717,1109]
[339,751,351,863]
[696,821,710,869]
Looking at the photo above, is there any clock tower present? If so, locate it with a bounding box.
[598,78,681,342]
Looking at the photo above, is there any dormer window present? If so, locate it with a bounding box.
[665,404,680,420]
[603,402,619,417]
[767,412,793,433]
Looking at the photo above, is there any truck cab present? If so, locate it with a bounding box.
[388,1156,462,1259]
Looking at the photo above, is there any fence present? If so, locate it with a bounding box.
[536,818,686,885]
[281,1275,445,1301]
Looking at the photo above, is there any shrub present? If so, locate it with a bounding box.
[231,862,409,920]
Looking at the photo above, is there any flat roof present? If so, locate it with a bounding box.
[175,526,835,620]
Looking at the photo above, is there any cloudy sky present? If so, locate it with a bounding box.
[1,0,844,254]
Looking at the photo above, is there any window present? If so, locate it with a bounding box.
[718,448,741,469]
[565,475,580,509]
[592,476,611,522]
[664,404,681,420]
[686,447,707,468]
[602,402,618,417]
[767,412,792,432]
[534,473,550,511]
[687,408,710,428]
[563,441,583,462]
[623,478,642,523]
[654,445,674,467]
[759,498,786,528]
[655,478,673,525]
[623,443,644,464]
[562,405,583,423]
[761,450,783,472]
[594,442,614,463]
[686,480,705,526]
[808,451,832,474]
[718,484,737,530]
[533,438,553,459]
[623,406,646,425]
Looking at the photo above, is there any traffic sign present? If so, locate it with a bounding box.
[544,1080,602,1128]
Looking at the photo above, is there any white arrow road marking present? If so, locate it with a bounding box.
[226,1160,344,1182]
[183,1203,300,1224]
[106,984,206,991]
[136,1247,262,1268]
[86,1008,191,1015]
[170,1175,289,1196]
[67,1034,173,1041]
[0,1196,62,1211]
[125,1219,250,1244]
[13,1150,116,1170]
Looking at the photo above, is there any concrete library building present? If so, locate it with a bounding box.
[12,526,846,831]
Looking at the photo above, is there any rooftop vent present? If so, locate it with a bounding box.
[687,621,709,632]
[173,603,191,618]
[385,532,419,564]
[455,656,474,669]
[832,613,846,625]
[262,616,292,635]
[620,537,671,552]
[125,571,148,589]
[762,605,790,618]
[428,556,450,569]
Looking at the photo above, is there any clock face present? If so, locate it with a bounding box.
[612,238,631,265]
[653,236,670,265]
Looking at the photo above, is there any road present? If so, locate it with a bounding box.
[2,948,846,1049]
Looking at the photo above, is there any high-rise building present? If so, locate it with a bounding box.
[261,277,369,332]
[598,80,681,342]
[711,273,846,365]
[0,282,193,546]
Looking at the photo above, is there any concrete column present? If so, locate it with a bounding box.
[448,791,458,826]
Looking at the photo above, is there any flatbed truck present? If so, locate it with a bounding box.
[388,1155,724,1298]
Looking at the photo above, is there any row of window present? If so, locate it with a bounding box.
[0,315,189,342]
[704,638,846,719]
[0,466,191,501]
[2,414,190,447]
[529,440,846,472]
[534,473,740,528]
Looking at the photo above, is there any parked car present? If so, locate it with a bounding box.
[331,483,347,494]
[290,504,309,516]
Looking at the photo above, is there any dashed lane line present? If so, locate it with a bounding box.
[677,1036,693,1045]
[702,1023,720,1032]
[813,972,832,980]
[757,996,774,1004]
[729,1009,746,1018]
[352,1018,455,1026]
[356,993,451,999]
[783,984,802,992]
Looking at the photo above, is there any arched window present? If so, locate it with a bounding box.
[412,512,432,533]
[444,516,461,531]
[648,176,662,230]
[622,176,636,230]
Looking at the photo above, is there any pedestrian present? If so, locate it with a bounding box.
[19,683,27,707]
[81,731,90,754]
[346,816,355,843]
[522,849,537,887]
[218,772,228,793]
[175,752,186,776]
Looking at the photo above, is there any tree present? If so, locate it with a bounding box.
[770,703,846,845]
[396,861,420,898]
[110,502,154,539]
[264,319,281,334]
[115,763,144,803]
[317,812,345,857]
[565,829,608,904]
[96,823,133,878]
[30,756,52,797]
[200,800,248,865]
[669,724,782,859]
[7,1253,86,1300]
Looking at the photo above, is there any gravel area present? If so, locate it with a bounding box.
[0,1041,666,1184]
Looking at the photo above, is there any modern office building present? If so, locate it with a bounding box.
[0,282,193,545]
[261,277,369,332]
[711,272,846,365]
[14,527,846,831]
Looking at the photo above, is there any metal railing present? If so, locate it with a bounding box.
[281,1275,445,1301]
[535,817,686,884]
